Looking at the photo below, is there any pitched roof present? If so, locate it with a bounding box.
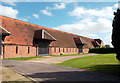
[33,29,56,41]
[0,26,11,35]
[74,37,87,45]
[91,41,100,47]
[0,16,98,48]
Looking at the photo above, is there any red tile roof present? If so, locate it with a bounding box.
[0,16,100,48]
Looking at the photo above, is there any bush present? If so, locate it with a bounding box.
[102,44,111,48]
[89,48,115,53]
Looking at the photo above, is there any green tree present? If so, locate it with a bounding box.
[103,44,111,48]
[112,8,120,61]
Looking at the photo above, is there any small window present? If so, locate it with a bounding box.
[28,47,30,53]
[16,46,18,54]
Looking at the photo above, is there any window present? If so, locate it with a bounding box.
[16,46,18,54]
[28,47,30,53]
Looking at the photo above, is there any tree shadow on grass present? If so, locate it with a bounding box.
[87,64,120,77]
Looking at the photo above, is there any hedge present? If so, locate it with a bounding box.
[89,48,115,53]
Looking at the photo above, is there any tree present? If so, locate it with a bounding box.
[102,44,111,48]
[112,8,120,61]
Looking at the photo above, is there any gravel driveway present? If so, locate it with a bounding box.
[29,54,99,64]
[2,59,120,82]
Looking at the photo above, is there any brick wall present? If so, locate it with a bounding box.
[49,47,79,55]
[1,45,90,58]
[83,48,89,53]
[49,47,90,55]
[2,45,36,58]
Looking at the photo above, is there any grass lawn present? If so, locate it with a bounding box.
[57,53,120,76]
[4,56,47,60]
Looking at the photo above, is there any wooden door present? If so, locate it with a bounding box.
[78,45,83,53]
[38,40,50,56]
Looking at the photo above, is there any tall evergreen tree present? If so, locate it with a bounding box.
[112,8,120,61]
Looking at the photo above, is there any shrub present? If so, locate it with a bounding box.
[102,44,111,48]
[89,48,115,53]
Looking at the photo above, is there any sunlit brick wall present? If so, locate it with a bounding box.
[83,49,89,53]
[3,45,36,58]
[49,47,79,55]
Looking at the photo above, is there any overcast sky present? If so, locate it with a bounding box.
[0,1,119,47]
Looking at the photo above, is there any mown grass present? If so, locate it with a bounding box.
[57,53,120,76]
[4,56,47,60]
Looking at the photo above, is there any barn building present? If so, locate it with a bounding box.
[0,16,103,58]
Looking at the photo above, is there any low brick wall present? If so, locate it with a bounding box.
[2,45,36,58]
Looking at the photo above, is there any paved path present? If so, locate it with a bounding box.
[29,54,98,64]
[2,60,120,82]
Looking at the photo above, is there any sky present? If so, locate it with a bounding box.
[0,0,119,47]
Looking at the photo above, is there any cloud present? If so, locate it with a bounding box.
[53,17,112,46]
[88,34,99,38]
[53,18,112,35]
[68,6,114,19]
[113,3,118,8]
[40,2,66,16]
[40,10,52,16]
[0,0,17,6]
[0,5,18,18]
[53,3,66,9]
[53,3,118,46]
[33,14,39,18]
[46,3,66,10]
[0,4,29,21]
[19,18,28,21]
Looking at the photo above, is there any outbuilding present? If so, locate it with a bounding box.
[0,16,103,58]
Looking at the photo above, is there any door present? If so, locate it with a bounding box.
[78,45,83,53]
[38,40,50,56]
